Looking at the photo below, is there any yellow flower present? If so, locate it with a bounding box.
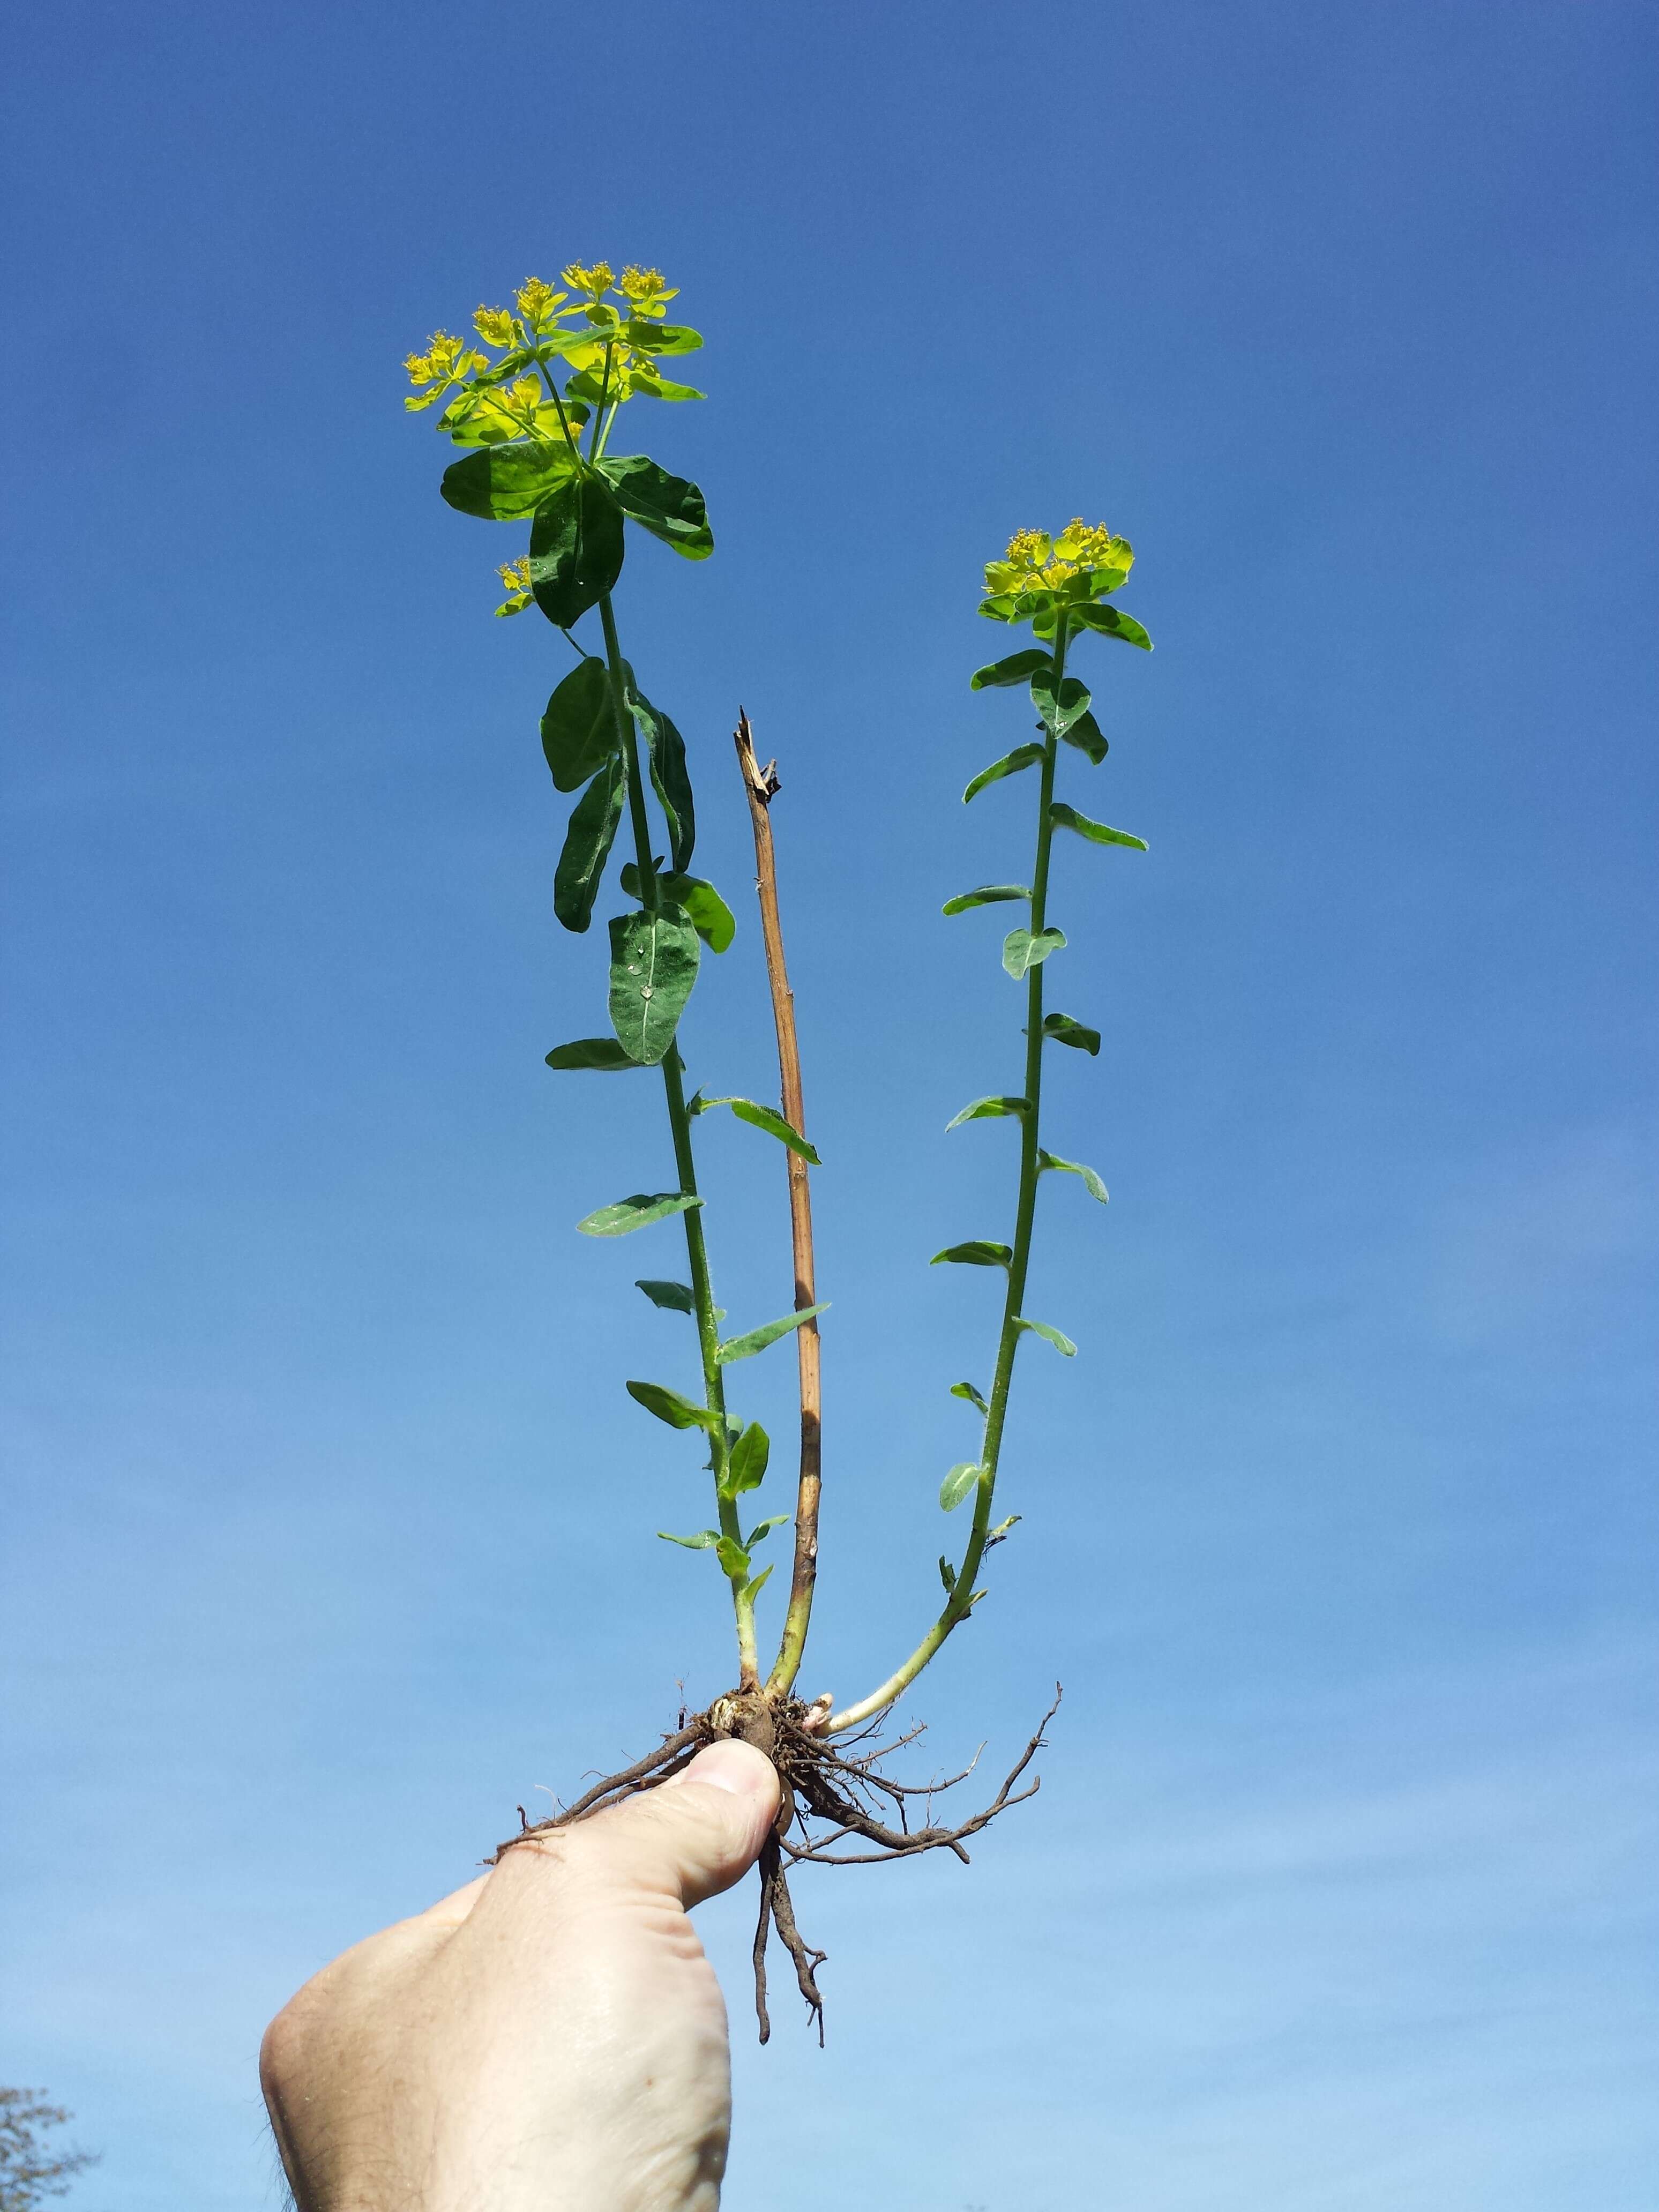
[561,259,615,300]
[984,519,1124,599]
[618,264,677,316]
[404,330,467,386]
[473,305,517,347]
[514,276,567,325]
[498,558,532,592]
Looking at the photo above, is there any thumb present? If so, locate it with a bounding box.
[573,1739,781,1911]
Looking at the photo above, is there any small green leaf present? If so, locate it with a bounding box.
[963,744,1045,804]
[439,437,580,521]
[938,1555,958,1594]
[1038,1149,1109,1203]
[636,1278,696,1312]
[716,1302,829,1365]
[715,1534,751,1579]
[621,864,735,952]
[658,1527,720,1549]
[528,475,625,627]
[541,656,617,793]
[931,1241,1012,1267]
[940,1461,983,1512]
[1061,709,1109,764]
[626,1379,718,1430]
[1049,802,1148,852]
[970,648,1050,690]
[951,1380,989,1414]
[943,884,1030,917]
[608,908,701,1065]
[545,1036,642,1071]
[1042,1012,1101,1055]
[597,454,714,558]
[742,1563,774,1604]
[945,1095,1028,1130]
[697,1096,820,1164]
[745,1513,791,1549]
[1016,1317,1077,1357]
[1029,670,1092,742]
[1003,926,1066,979]
[626,680,695,871]
[577,1191,703,1237]
[724,1421,771,1494]
[1071,602,1153,651]
[553,756,626,933]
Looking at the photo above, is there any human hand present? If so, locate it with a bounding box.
[260,1739,781,2212]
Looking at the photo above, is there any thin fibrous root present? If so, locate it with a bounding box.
[489,1686,1061,2039]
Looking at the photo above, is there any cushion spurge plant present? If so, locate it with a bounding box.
[402,264,1154,2040]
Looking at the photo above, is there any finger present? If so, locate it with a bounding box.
[569,1739,781,1910]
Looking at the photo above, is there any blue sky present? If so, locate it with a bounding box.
[3,3,1656,2206]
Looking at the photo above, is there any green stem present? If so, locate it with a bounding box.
[828,615,1070,1732]
[596,592,758,1685]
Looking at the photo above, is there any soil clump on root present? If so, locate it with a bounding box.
[492,1685,1061,2042]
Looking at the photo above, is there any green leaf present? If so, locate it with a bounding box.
[1071,602,1153,651]
[607,908,701,1065]
[742,1563,774,1603]
[621,864,734,952]
[945,1095,1028,1130]
[724,1421,771,1494]
[1002,926,1066,978]
[636,1278,696,1312]
[951,1380,989,1414]
[1016,1317,1077,1357]
[553,756,626,933]
[657,1527,720,1549]
[1038,1149,1110,1203]
[943,883,1030,916]
[597,455,714,559]
[963,744,1045,804]
[577,1191,703,1237]
[626,1379,717,1430]
[626,681,695,871]
[931,1241,1012,1267]
[1049,802,1148,852]
[1061,709,1109,764]
[544,1036,642,1071]
[622,321,704,357]
[695,1095,820,1164]
[528,475,625,627]
[940,1461,983,1512]
[439,437,581,520]
[1029,670,1092,742]
[1042,1012,1101,1055]
[715,1535,751,1580]
[938,1555,958,1594]
[715,1302,829,1365]
[541,656,617,793]
[745,1513,791,1548]
[970,648,1050,690]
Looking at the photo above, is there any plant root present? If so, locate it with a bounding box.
[491,1684,1060,2042]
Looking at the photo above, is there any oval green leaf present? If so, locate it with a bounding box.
[1002,926,1066,979]
[940,1461,983,1512]
[1015,1317,1078,1357]
[1041,1012,1101,1056]
[608,908,701,1065]
[619,864,735,953]
[577,1191,703,1237]
[439,437,580,520]
[636,1278,696,1312]
[1071,602,1153,651]
[598,454,714,559]
[931,1241,1012,1267]
[696,1095,820,1164]
[943,883,1030,917]
[724,1421,771,1496]
[553,756,626,933]
[950,1380,989,1413]
[544,1035,643,1071]
[715,1302,829,1365]
[963,744,1045,804]
[715,1535,751,1580]
[658,1527,721,1549]
[1049,802,1147,851]
[969,648,1050,690]
[626,678,695,871]
[529,475,625,628]
[945,1095,1028,1130]
[1060,709,1109,764]
[626,1379,716,1430]
[1038,1149,1109,1203]
[1029,670,1092,742]
[541,656,617,792]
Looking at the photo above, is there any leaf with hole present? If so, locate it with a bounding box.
[544,1036,642,1071]
[1041,1012,1101,1055]
[945,1095,1028,1130]
[553,756,626,933]
[1029,670,1092,742]
[626,1379,717,1430]
[528,475,625,627]
[1049,802,1147,851]
[694,1096,820,1164]
[1071,602,1153,650]
[963,744,1045,804]
[951,1380,989,1414]
[724,1421,771,1496]
[440,438,581,520]
[931,1240,1012,1267]
[597,455,713,559]
[658,1528,720,1549]
[940,1461,983,1511]
[943,884,1030,916]
[1015,1317,1077,1356]
[636,1279,696,1312]
[1060,709,1108,764]
[541,656,617,792]
[1003,926,1066,979]
[607,908,700,1065]
[577,1191,703,1237]
[970,648,1050,690]
[1038,1149,1109,1202]
[621,864,734,952]
[715,1302,829,1365]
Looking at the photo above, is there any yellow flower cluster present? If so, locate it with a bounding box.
[495,556,534,618]
[405,330,484,388]
[618,264,678,317]
[983,519,1127,600]
[562,260,615,299]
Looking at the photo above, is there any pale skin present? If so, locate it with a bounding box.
[260,1740,781,2212]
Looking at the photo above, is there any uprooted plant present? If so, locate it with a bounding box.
[401,263,1153,2039]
